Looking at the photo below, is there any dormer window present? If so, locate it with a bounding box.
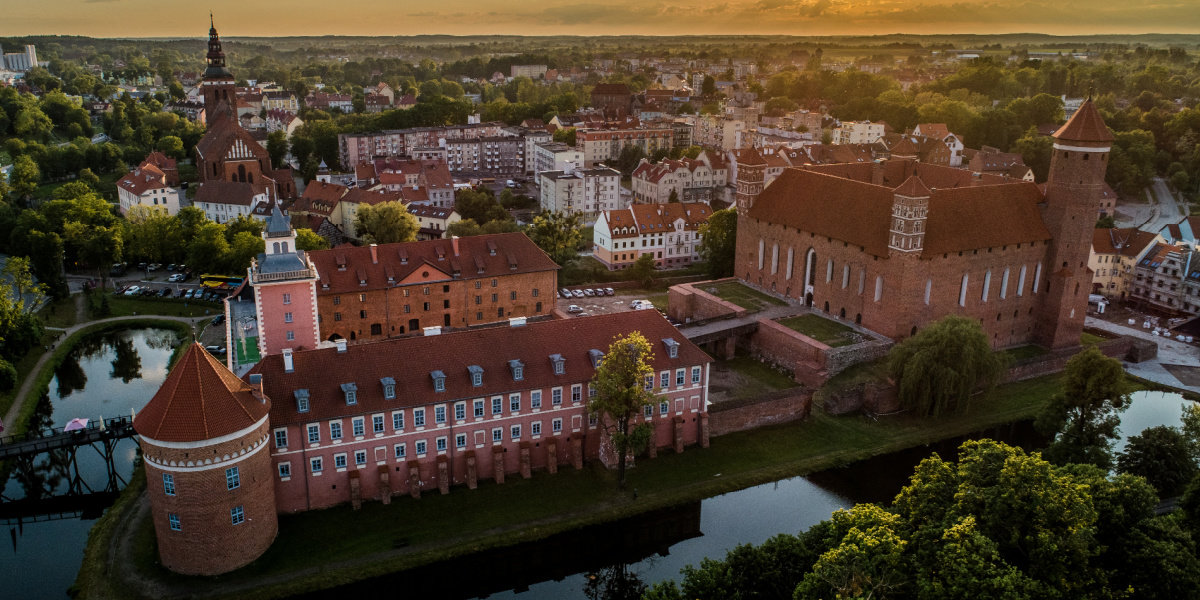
[662,338,680,359]
[295,389,310,413]
[468,365,484,386]
[549,353,565,375]
[340,382,358,405]
[588,349,604,368]
[380,377,396,400]
[508,360,524,381]
[431,370,446,392]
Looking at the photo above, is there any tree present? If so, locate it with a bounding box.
[353,201,418,245]
[526,211,582,265]
[616,144,647,178]
[797,504,908,600]
[630,253,656,288]
[455,188,510,224]
[701,75,716,96]
[697,208,737,279]
[887,316,1005,417]
[10,155,41,202]
[155,135,185,159]
[224,214,264,243]
[1118,425,1198,497]
[1036,346,1130,469]
[295,228,329,251]
[1,256,46,310]
[266,130,289,167]
[226,231,265,273]
[667,189,679,204]
[588,331,657,489]
[187,222,230,273]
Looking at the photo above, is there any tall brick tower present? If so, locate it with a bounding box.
[201,16,236,120]
[1036,99,1113,349]
[133,344,277,575]
[249,207,322,356]
[734,148,766,217]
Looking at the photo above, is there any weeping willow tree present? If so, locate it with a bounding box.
[888,316,1006,417]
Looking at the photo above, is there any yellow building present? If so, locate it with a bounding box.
[1089,227,1160,299]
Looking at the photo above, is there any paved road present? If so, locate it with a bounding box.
[1086,315,1200,394]
[1138,177,1185,234]
[2,315,209,430]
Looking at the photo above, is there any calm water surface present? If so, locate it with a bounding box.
[0,328,180,599]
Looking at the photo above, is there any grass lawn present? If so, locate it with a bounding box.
[1004,344,1050,361]
[110,370,1073,600]
[709,354,798,402]
[38,297,81,328]
[107,295,219,319]
[0,332,58,421]
[1080,332,1107,346]
[777,314,859,347]
[704,280,787,312]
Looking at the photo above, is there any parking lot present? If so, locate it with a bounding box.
[555,287,670,319]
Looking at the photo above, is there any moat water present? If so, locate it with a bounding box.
[0,332,1192,599]
[0,327,181,600]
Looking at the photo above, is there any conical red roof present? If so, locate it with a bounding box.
[1053,99,1113,143]
[134,343,270,443]
[894,174,931,197]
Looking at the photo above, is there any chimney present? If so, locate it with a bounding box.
[248,373,266,402]
[282,349,294,373]
[335,339,348,353]
[871,159,885,186]
[370,243,378,264]
[452,236,460,257]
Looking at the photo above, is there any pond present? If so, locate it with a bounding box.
[0,327,182,600]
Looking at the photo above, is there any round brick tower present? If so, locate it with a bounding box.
[133,343,277,576]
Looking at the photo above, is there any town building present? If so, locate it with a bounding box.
[510,64,548,79]
[687,114,747,152]
[576,127,673,168]
[262,91,299,112]
[734,100,1113,350]
[264,109,303,138]
[1090,227,1159,299]
[590,83,633,117]
[1,44,39,72]
[533,141,583,175]
[631,157,719,204]
[832,121,886,145]
[538,166,623,217]
[593,202,712,270]
[194,180,273,223]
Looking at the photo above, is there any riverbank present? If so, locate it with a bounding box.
[80,372,1079,600]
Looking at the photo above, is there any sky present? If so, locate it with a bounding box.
[4,0,1200,37]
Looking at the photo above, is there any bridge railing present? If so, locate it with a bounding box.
[0,415,135,448]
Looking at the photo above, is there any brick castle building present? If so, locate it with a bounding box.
[137,310,711,574]
[734,99,1113,349]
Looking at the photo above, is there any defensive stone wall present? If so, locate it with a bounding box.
[708,388,813,436]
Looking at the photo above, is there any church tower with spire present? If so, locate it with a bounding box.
[1036,99,1113,349]
[201,15,236,120]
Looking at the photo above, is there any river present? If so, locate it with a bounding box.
[0,327,182,600]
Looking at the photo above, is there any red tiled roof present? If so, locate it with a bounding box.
[1092,227,1159,257]
[118,164,170,196]
[194,180,269,207]
[603,208,638,238]
[134,344,270,442]
[733,147,766,166]
[1054,99,1113,143]
[196,117,270,163]
[342,187,403,207]
[309,232,557,295]
[248,310,709,426]
[894,175,931,197]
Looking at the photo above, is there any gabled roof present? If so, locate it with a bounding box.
[1092,227,1159,257]
[342,187,404,207]
[1053,99,1113,143]
[195,117,271,163]
[249,310,708,425]
[134,344,270,443]
[194,180,269,207]
[894,175,931,198]
[733,147,766,166]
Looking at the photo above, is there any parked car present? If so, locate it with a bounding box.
[109,263,127,276]
[630,299,653,310]
[123,286,141,296]
[204,345,227,355]
[147,263,161,272]
[583,288,595,297]
[604,287,615,296]
[211,314,225,326]
[560,288,572,298]
[167,264,176,271]
[572,290,585,298]
[142,287,157,296]
[137,262,147,271]
[567,304,582,313]
[159,288,172,297]
[175,288,187,298]
[183,289,194,299]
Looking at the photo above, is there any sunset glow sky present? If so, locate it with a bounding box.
[4,0,1200,37]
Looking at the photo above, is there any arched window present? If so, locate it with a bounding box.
[826,259,833,283]
[858,269,866,295]
[981,270,991,302]
[842,264,850,289]
[959,273,969,307]
[924,278,932,305]
[770,243,779,275]
[238,164,246,183]
[804,248,817,287]
[874,276,884,302]
[785,248,794,280]
[1000,268,1010,299]
[758,238,765,270]
[1017,265,1027,296]
[282,242,289,253]
[272,242,280,254]
[1033,263,1043,294]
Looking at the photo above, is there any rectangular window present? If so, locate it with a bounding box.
[552,418,562,433]
[169,513,181,531]
[644,374,653,391]
[510,393,521,412]
[372,414,385,434]
[676,369,685,386]
[531,421,541,436]
[163,473,175,496]
[416,440,427,455]
[644,404,653,417]
[511,425,521,440]
[274,429,288,449]
[492,428,502,443]
[282,293,291,305]
[492,397,502,415]
[435,406,447,424]
[660,401,669,415]
[552,388,562,406]
[307,424,320,444]
[691,366,702,384]
[231,506,245,525]
[660,372,669,388]
[333,296,340,305]
[392,411,404,430]
[510,291,517,300]
[334,313,342,321]
[284,312,293,323]
[330,422,343,441]
[571,384,582,403]
[491,293,498,302]
[355,450,366,466]
[383,384,395,399]
[456,433,466,448]
[394,444,406,459]
[531,390,542,409]
[286,330,295,341]
[455,402,466,420]
[352,417,365,437]
[474,399,485,418]
[278,462,291,478]
[311,457,323,473]
[414,408,426,427]
[436,437,447,452]
[589,384,597,399]
[225,466,240,490]
[334,454,347,469]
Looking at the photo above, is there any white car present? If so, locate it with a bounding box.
[567,304,582,313]
[123,286,141,296]
[630,300,653,310]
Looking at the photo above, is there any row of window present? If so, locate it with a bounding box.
[166,505,244,532]
[160,467,240,497]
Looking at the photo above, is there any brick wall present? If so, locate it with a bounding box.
[708,388,812,436]
[1002,331,1152,383]
[666,279,747,323]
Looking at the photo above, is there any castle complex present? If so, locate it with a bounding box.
[732,99,1112,349]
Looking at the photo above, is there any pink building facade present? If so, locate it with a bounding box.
[248,208,322,356]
